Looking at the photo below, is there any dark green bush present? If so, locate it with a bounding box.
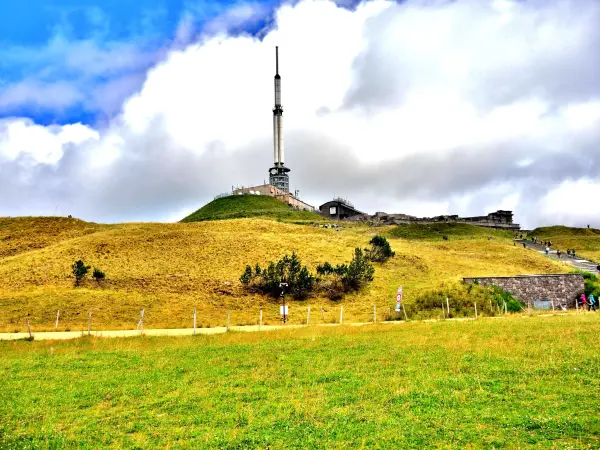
[72,259,90,286]
[367,235,395,262]
[92,268,105,284]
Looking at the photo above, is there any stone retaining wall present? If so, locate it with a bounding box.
[463,274,585,308]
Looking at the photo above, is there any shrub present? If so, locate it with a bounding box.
[316,248,375,298]
[72,260,90,286]
[367,235,395,262]
[242,252,316,300]
[92,268,106,284]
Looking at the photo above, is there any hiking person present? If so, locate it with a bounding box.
[581,293,588,311]
[589,294,596,312]
[545,246,550,255]
[522,242,527,248]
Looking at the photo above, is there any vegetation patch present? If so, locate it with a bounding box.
[1,315,599,448]
[180,195,324,223]
[389,222,513,240]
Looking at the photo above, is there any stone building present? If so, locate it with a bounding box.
[319,198,364,220]
[346,210,520,231]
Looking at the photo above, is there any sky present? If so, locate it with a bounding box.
[1,0,599,229]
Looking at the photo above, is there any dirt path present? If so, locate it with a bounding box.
[0,313,581,341]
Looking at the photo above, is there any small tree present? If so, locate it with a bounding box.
[342,248,375,291]
[72,259,90,286]
[367,235,395,262]
[240,265,253,285]
[92,268,105,284]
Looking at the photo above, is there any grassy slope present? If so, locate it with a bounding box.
[531,226,600,262]
[0,216,109,258]
[1,315,599,448]
[390,222,514,240]
[0,218,566,332]
[181,195,324,223]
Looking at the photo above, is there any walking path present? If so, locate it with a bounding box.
[516,239,599,273]
[0,312,578,341]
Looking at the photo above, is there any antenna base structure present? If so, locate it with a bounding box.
[268,165,290,193]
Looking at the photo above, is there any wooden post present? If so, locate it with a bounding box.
[474,302,478,319]
[193,308,197,335]
[373,305,377,323]
[227,310,230,331]
[446,297,450,315]
[489,299,493,313]
[504,302,507,315]
[551,300,555,313]
[259,309,263,328]
[87,312,91,336]
[55,310,60,330]
[26,318,32,339]
[339,306,343,324]
[402,304,408,321]
[576,299,579,312]
[139,309,144,335]
[528,301,531,315]
[320,307,325,322]
[307,306,310,325]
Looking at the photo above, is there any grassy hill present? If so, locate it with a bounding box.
[389,222,514,240]
[2,315,599,448]
[530,225,600,262]
[0,217,566,332]
[181,194,324,223]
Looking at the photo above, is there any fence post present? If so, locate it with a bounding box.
[551,300,555,313]
[528,301,531,315]
[193,308,197,335]
[474,302,478,319]
[339,306,343,325]
[441,305,445,319]
[88,312,92,336]
[320,307,325,322]
[576,299,579,312]
[139,309,144,335]
[227,310,230,331]
[26,317,32,339]
[307,306,310,325]
[55,310,60,330]
[373,305,377,323]
[504,302,507,315]
[259,309,263,328]
[446,297,450,316]
[402,304,408,321]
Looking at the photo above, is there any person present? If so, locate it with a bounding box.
[589,294,596,312]
[557,250,561,258]
[581,293,588,311]
[522,242,527,248]
[546,246,550,255]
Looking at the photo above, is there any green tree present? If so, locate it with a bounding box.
[367,235,395,262]
[240,265,253,285]
[92,268,105,284]
[72,260,90,286]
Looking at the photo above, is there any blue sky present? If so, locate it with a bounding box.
[0,0,282,126]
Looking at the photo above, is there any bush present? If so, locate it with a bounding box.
[317,248,375,299]
[366,235,395,262]
[92,268,105,284]
[72,260,90,286]
[242,252,316,299]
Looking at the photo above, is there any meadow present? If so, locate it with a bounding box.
[1,314,599,449]
[0,216,566,332]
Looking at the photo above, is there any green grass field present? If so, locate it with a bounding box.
[180,195,324,223]
[389,222,514,240]
[1,314,599,449]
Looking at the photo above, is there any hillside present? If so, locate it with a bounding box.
[0,217,566,332]
[530,225,600,262]
[0,217,109,258]
[181,194,324,223]
[389,222,514,240]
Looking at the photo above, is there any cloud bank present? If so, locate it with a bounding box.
[1,0,600,228]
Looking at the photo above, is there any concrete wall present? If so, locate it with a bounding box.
[463,274,584,308]
[231,184,314,212]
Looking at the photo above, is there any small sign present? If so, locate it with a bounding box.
[395,286,403,312]
[280,305,289,315]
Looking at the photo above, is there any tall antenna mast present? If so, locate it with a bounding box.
[276,46,279,75]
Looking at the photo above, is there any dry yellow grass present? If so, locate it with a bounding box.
[0,217,566,332]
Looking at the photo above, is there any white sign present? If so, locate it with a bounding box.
[280,305,289,315]
[395,286,403,312]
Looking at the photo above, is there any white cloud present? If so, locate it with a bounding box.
[2,0,600,228]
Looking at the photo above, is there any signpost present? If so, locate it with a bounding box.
[279,283,289,323]
[395,286,403,313]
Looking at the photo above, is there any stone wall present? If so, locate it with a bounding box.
[345,210,520,231]
[463,274,584,308]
